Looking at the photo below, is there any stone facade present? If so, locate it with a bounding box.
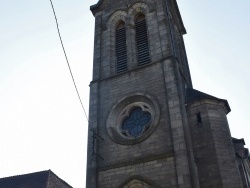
[185,90,242,188]
[86,0,248,187]
[233,138,250,188]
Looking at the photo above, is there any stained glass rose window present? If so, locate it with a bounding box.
[122,107,151,137]
[106,94,160,144]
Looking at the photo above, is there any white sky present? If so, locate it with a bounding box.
[0,1,249,188]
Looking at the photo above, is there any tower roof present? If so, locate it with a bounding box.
[185,87,231,113]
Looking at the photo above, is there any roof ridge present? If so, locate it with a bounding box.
[185,87,231,113]
[0,170,50,180]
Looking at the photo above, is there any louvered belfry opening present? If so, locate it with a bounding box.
[116,21,128,73]
[135,14,150,66]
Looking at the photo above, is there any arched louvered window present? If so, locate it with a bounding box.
[135,14,150,66]
[116,21,128,73]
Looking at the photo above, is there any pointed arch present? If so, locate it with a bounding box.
[123,179,151,188]
[128,2,155,17]
[106,10,127,29]
[119,176,159,188]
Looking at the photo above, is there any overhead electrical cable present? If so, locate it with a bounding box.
[49,0,89,121]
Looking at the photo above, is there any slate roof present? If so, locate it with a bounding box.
[0,170,72,188]
[0,170,49,188]
[185,87,231,113]
[232,137,245,145]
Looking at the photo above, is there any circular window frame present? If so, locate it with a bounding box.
[106,93,160,145]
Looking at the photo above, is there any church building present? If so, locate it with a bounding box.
[86,0,250,187]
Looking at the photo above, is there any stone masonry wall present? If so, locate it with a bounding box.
[87,0,194,187]
[97,62,173,166]
[98,157,176,188]
[187,101,242,188]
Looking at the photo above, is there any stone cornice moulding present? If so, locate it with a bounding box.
[90,0,156,16]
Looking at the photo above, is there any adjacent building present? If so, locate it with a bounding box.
[0,170,72,188]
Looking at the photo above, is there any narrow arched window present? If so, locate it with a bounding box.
[135,14,150,66]
[116,21,127,73]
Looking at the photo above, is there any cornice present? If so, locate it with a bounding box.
[90,0,104,15]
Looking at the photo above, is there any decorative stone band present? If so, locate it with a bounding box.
[98,151,174,171]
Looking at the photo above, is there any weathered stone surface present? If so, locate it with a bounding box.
[86,0,246,188]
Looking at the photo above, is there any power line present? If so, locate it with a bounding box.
[49,0,89,122]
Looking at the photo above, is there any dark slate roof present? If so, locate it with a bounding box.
[0,170,49,188]
[0,170,72,188]
[232,137,245,145]
[185,87,231,113]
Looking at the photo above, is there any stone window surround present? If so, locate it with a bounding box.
[122,179,152,188]
[105,2,157,76]
[119,176,159,188]
[106,93,160,145]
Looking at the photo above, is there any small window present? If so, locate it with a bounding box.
[135,14,150,66]
[196,112,202,123]
[116,22,128,73]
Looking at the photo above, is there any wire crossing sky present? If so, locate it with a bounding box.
[0,1,249,188]
[49,0,89,121]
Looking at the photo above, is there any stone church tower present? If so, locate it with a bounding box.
[86,0,245,187]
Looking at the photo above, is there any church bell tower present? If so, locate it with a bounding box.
[86,0,243,187]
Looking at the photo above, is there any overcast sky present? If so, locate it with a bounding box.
[0,1,249,188]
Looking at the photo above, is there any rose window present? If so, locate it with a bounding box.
[106,94,160,144]
[121,107,151,137]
